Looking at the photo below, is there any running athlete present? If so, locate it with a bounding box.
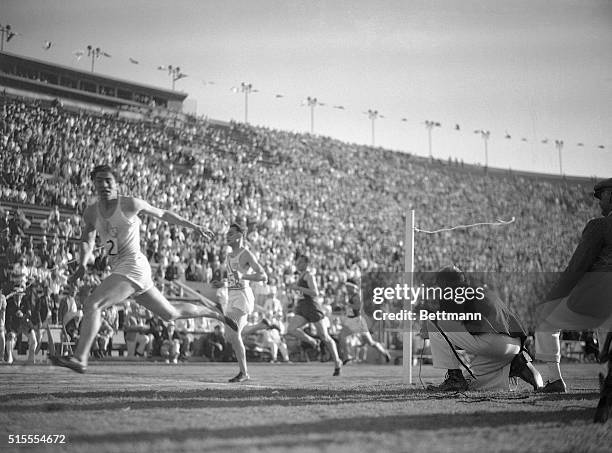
[51,165,236,373]
[217,223,267,382]
[339,279,391,364]
[287,255,342,376]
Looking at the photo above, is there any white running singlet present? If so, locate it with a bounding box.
[94,197,153,293]
[226,248,254,315]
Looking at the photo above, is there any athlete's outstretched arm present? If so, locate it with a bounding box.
[133,198,214,241]
[71,206,97,283]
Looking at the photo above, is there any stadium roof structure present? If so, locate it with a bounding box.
[0,51,187,111]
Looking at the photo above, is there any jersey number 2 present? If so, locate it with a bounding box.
[106,239,117,256]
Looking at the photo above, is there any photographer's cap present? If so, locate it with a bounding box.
[594,178,612,199]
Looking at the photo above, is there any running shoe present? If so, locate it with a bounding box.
[229,371,250,382]
[49,356,87,374]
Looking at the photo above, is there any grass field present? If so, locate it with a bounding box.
[0,360,610,453]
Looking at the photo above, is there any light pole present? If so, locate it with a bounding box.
[304,96,324,134]
[366,109,383,146]
[167,65,187,90]
[424,120,441,160]
[235,82,257,123]
[0,24,17,52]
[474,129,491,170]
[555,139,564,176]
[86,45,110,73]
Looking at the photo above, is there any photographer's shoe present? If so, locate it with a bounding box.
[510,351,544,391]
[427,370,469,392]
[537,378,567,393]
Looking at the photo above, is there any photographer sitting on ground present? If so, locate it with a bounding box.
[160,321,181,364]
[424,266,543,392]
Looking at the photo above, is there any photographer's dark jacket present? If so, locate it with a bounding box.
[440,287,527,340]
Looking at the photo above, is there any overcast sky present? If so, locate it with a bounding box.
[4,0,612,177]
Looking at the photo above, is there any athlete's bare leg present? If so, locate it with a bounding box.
[56,276,234,372]
[135,285,228,325]
[361,332,392,362]
[6,333,15,364]
[242,320,268,335]
[34,328,43,355]
[27,329,37,363]
[287,314,318,348]
[74,274,138,365]
[313,320,342,370]
[0,329,5,362]
[338,330,354,362]
[225,308,248,377]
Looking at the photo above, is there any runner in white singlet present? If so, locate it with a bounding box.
[214,223,267,382]
[338,279,391,365]
[50,165,236,374]
[94,196,153,294]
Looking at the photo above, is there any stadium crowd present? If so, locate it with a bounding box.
[0,95,598,363]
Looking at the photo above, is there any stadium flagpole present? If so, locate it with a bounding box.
[403,209,415,384]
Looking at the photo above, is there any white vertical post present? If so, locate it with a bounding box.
[403,209,415,384]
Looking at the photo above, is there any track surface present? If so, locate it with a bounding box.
[0,361,610,453]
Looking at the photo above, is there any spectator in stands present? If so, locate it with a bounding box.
[25,283,49,359]
[263,285,283,320]
[104,304,120,355]
[124,309,151,358]
[260,325,290,363]
[205,324,231,362]
[59,287,78,327]
[49,268,66,319]
[0,289,6,362]
[93,310,114,359]
[160,321,181,364]
[3,289,28,364]
[63,310,82,344]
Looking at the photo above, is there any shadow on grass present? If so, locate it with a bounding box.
[0,387,411,402]
[536,392,601,402]
[0,387,431,413]
[64,408,596,447]
[0,387,601,414]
